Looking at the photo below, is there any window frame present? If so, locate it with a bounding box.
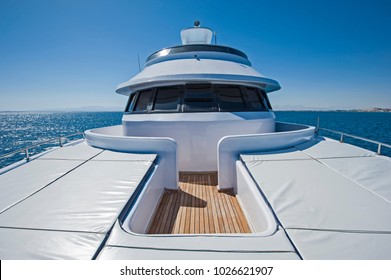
[151,86,183,113]
[215,85,249,112]
[125,93,136,113]
[132,89,155,114]
[241,86,269,112]
[128,85,272,114]
[182,83,218,113]
[258,89,272,110]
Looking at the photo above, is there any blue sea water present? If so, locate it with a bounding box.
[275,111,391,157]
[0,111,122,168]
[0,111,390,169]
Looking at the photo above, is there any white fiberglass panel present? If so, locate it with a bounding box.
[235,161,277,234]
[136,59,262,77]
[116,59,280,95]
[122,112,275,171]
[98,246,300,260]
[85,126,178,188]
[218,123,315,188]
[180,27,213,45]
[103,221,297,254]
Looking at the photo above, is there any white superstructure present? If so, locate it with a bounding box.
[104,23,281,171]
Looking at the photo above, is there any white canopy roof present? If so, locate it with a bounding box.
[116,58,280,95]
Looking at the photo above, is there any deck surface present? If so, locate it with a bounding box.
[148,172,251,234]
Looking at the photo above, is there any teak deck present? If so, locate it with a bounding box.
[148,172,251,234]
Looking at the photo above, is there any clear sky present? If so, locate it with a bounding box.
[0,0,390,111]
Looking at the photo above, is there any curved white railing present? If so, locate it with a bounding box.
[85,125,178,189]
[218,123,316,189]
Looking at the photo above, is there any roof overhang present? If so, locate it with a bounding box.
[116,59,281,95]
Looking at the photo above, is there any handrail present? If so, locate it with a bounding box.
[0,132,85,162]
[317,127,391,155]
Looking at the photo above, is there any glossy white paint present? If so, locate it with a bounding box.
[218,122,315,189]
[85,125,178,189]
[235,161,277,234]
[180,26,213,44]
[145,51,251,67]
[116,58,280,95]
[101,220,298,259]
[122,112,275,171]
[124,164,168,234]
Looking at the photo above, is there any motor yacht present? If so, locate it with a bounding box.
[0,22,390,260]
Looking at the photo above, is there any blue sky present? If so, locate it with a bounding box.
[0,0,390,111]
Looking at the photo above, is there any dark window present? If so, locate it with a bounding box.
[147,45,248,63]
[153,86,181,111]
[134,89,153,112]
[243,87,267,111]
[129,85,272,113]
[183,84,217,112]
[217,86,247,111]
[256,90,272,110]
[261,91,272,109]
[125,93,135,112]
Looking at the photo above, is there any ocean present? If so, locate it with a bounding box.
[275,111,391,156]
[0,111,390,168]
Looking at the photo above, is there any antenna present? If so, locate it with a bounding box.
[214,31,217,45]
[137,54,141,72]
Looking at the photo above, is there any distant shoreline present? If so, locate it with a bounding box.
[273,109,391,113]
[342,108,391,112]
[275,108,391,112]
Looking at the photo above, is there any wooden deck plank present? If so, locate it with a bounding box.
[230,195,251,233]
[164,191,179,234]
[222,191,235,233]
[196,175,203,234]
[229,194,246,233]
[200,180,206,234]
[148,172,251,234]
[215,186,230,233]
[204,186,214,233]
[190,174,196,233]
[208,182,221,233]
[157,192,173,234]
[221,188,238,232]
[177,178,188,234]
[184,175,192,234]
